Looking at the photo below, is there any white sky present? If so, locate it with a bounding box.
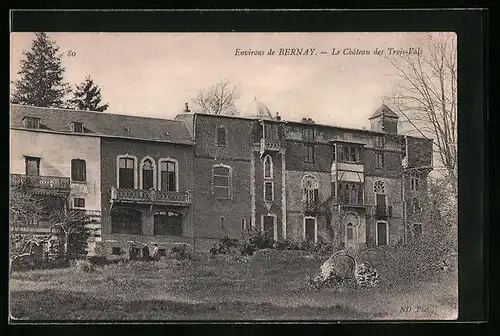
[10,32,450,129]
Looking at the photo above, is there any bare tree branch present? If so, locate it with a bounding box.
[192,79,241,116]
[383,34,457,198]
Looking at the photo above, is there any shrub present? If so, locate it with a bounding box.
[248,231,275,250]
[72,259,96,273]
[239,242,257,256]
[170,244,193,260]
[210,236,240,255]
[274,239,301,251]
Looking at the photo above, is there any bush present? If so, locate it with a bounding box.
[72,259,96,273]
[248,231,275,250]
[170,244,193,260]
[239,242,257,256]
[210,236,240,255]
[274,239,301,251]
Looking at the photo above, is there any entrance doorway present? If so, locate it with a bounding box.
[304,217,316,243]
[262,215,276,240]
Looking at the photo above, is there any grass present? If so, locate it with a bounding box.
[9,253,458,321]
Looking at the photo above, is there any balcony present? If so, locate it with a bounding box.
[303,201,319,214]
[10,174,71,196]
[372,205,393,218]
[110,187,191,207]
[260,138,281,155]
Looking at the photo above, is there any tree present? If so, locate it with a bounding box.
[68,75,109,112]
[192,79,241,115]
[49,206,90,260]
[11,32,70,107]
[383,33,457,198]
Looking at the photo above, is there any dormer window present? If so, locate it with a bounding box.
[70,122,84,133]
[23,117,40,129]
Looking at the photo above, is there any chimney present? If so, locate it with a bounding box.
[184,102,191,113]
[275,112,281,121]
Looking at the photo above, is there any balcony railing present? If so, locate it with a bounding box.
[336,197,366,207]
[10,174,71,193]
[110,187,191,206]
[303,201,319,213]
[260,138,281,153]
[372,205,393,218]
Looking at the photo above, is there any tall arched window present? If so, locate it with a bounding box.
[373,180,386,194]
[301,174,319,206]
[344,212,360,243]
[217,127,227,146]
[140,157,156,190]
[117,155,137,189]
[158,158,177,192]
[373,180,387,214]
[346,223,355,241]
[263,155,273,179]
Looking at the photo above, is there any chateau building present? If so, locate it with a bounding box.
[10,101,433,256]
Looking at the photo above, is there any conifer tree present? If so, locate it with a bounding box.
[11,32,70,107]
[68,75,109,112]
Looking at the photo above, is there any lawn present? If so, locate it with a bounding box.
[9,251,458,321]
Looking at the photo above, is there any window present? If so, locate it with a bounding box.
[374,136,385,148]
[346,223,355,241]
[338,182,364,205]
[263,155,273,179]
[70,122,84,133]
[410,177,420,191]
[140,157,156,190]
[159,159,177,192]
[73,198,85,208]
[302,175,319,209]
[118,156,136,189]
[413,223,422,238]
[25,156,40,176]
[154,211,182,236]
[241,218,247,231]
[220,217,224,230]
[338,145,361,163]
[373,180,386,194]
[264,181,274,202]
[112,247,122,255]
[302,128,314,140]
[332,144,336,161]
[264,124,279,141]
[213,165,232,199]
[217,127,227,146]
[304,144,315,163]
[376,152,385,168]
[23,117,40,129]
[376,221,389,245]
[412,198,422,213]
[111,208,142,234]
[71,159,86,182]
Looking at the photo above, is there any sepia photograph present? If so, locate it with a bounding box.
[9,30,459,321]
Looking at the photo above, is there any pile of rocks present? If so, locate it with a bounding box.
[354,262,379,288]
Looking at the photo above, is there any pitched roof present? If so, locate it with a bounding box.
[10,104,194,145]
[369,104,399,119]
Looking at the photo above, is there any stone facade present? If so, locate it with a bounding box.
[10,103,433,257]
